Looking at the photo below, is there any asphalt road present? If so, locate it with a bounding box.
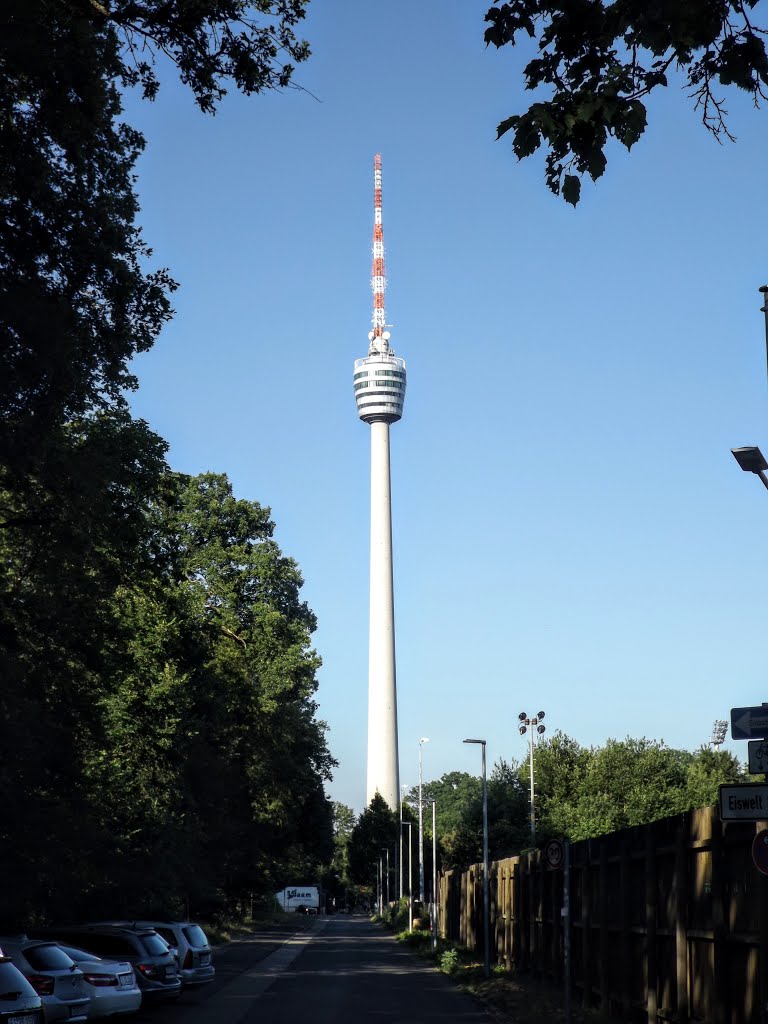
[141,917,490,1024]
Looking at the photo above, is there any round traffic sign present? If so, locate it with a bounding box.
[752,829,768,876]
[544,838,564,869]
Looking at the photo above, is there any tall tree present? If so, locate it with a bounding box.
[484,0,768,203]
[347,794,400,889]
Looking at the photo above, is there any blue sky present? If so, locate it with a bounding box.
[126,0,768,812]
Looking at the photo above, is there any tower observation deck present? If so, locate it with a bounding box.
[354,333,407,424]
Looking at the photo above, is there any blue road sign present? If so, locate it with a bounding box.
[731,706,768,741]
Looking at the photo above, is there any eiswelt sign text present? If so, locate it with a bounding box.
[719,783,768,821]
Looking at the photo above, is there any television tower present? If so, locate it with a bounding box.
[354,154,407,810]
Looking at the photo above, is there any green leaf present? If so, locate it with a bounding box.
[496,115,518,139]
[562,174,581,206]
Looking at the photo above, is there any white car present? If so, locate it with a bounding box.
[55,946,141,1018]
[0,954,42,1024]
[0,940,88,1024]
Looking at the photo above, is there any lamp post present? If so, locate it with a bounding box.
[431,800,438,951]
[463,738,489,978]
[760,284,768,386]
[381,847,390,908]
[399,784,407,899]
[377,856,382,916]
[518,711,545,844]
[401,820,413,931]
[419,737,429,902]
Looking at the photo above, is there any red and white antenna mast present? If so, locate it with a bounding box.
[370,153,388,352]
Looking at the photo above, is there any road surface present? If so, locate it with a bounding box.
[145,916,490,1024]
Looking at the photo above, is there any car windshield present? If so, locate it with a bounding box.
[23,945,75,971]
[182,926,208,948]
[139,934,168,956]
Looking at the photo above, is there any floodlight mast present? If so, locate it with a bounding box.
[710,719,728,751]
[519,711,546,843]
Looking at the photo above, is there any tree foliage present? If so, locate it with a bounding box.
[532,731,745,842]
[484,0,768,203]
[346,794,401,889]
[0,1,326,927]
[416,735,746,873]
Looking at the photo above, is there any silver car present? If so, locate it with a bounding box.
[133,923,214,989]
[0,954,42,1024]
[55,946,141,1018]
[0,940,89,1024]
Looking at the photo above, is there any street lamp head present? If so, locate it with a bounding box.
[518,712,527,722]
[537,711,545,720]
[420,737,430,744]
[537,724,546,734]
[519,725,527,735]
[463,738,485,745]
[731,446,768,473]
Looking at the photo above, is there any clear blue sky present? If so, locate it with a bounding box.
[126,0,768,812]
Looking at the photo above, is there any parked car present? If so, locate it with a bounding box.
[26,928,179,1003]
[0,939,89,1024]
[0,950,42,1024]
[54,946,141,1018]
[131,923,214,989]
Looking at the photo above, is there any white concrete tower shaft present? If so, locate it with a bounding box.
[353,154,406,810]
[367,419,398,808]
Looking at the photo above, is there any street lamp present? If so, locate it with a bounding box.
[731,446,768,491]
[401,820,413,931]
[380,847,390,908]
[463,738,490,979]
[519,711,546,844]
[419,737,429,902]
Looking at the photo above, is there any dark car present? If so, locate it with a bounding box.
[26,928,179,1003]
[132,923,214,989]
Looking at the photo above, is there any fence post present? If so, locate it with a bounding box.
[710,812,727,1024]
[599,842,608,1013]
[673,817,689,1023]
[620,837,631,1018]
[645,828,658,1023]
[581,842,592,1010]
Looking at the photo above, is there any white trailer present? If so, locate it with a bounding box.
[275,886,321,913]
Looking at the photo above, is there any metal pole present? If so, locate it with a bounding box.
[419,738,428,903]
[563,838,572,1024]
[385,847,390,907]
[432,800,437,951]
[405,822,413,931]
[760,285,768,389]
[529,726,536,844]
[399,815,404,900]
[481,741,490,978]
[377,857,382,916]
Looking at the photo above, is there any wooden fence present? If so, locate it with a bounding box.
[437,807,768,1023]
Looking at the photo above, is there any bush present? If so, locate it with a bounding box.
[439,948,461,974]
